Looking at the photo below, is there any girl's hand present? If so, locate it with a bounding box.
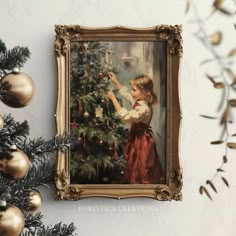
[107,90,116,100]
[108,72,118,84]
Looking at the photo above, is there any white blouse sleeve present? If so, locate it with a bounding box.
[117,104,150,123]
[119,86,135,105]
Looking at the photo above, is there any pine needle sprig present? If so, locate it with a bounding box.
[23,212,44,232]
[3,47,30,72]
[0,114,29,151]
[20,133,71,160]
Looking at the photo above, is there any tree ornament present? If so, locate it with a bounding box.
[77,98,83,116]
[99,139,103,145]
[95,105,103,120]
[25,190,43,212]
[113,142,118,159]
[0,147,30,179]
[77,137,82,145]
[0,114,4,130]
[0,200,25,236]
[0,69,35,108]
[71,120,78,129]
[83,110,90,118]
[98,72,104,79]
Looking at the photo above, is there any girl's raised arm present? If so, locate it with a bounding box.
[108,72,123,90]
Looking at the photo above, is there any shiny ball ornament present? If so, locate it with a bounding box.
[0,71,35,108]
[83,111,90,118]
[98,72,104,79]
[0,149,30,179]
[0,114,4,130]
[77,137,82,145]
[0,203,25,236]
[26,190,43,212]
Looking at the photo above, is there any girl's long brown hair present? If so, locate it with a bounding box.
[130,74,158,105]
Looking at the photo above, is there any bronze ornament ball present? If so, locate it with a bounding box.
[0,203,25,236]
[0,149,30,179]
[26,190,43,212]
[0,71,35,108]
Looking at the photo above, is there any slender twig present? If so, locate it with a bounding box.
[191,1,235,195]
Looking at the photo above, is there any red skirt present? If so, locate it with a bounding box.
[123,122,164,184]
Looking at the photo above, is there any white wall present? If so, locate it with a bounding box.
[1,0,236,235]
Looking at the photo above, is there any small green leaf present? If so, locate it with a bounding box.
[227,142,236,149]
[199,185,213,200]
[223,155,227,163]
[210,31,222,45]
[217,168,225,172]
[229,99,236,107]
[213,0,224,8]
[228,48,236,57]
[206,74,215,83]
[218,8,234,15]
[214,82,224,89]
[185,0,191,14]
[221,176,229,188]
[200,115,217,119]
[210,140,224,144]
[206,180,217,193]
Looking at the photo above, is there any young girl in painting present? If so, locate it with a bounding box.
[107,72,164,184]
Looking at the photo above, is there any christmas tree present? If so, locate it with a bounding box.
[0,39,77,236]
[70,41,128,184]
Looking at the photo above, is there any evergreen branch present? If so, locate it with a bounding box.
[20,133,71,160]
[22,222,77,236]
[0,39,7,53]
[3,46,30,71]
[24,212,44,232]
[0,175,30,209]
[0,160,55,206]
[0,114,29,151]
[0,38,30,76]
[39,222,77,236]
[0,83,7,100]
[18,159,55,189]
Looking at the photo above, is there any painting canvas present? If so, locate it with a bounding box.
[55,25,182,200]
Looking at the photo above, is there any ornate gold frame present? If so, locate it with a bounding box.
[54,25,182,201]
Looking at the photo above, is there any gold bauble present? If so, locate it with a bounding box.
[0,114,4,130]
[0,204,25,236]
[26,190,43,212]
[0,71,35,108]
[83,111,90,118]
[0,149,30,179]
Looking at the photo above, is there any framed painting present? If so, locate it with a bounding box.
[54,25,182,200]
